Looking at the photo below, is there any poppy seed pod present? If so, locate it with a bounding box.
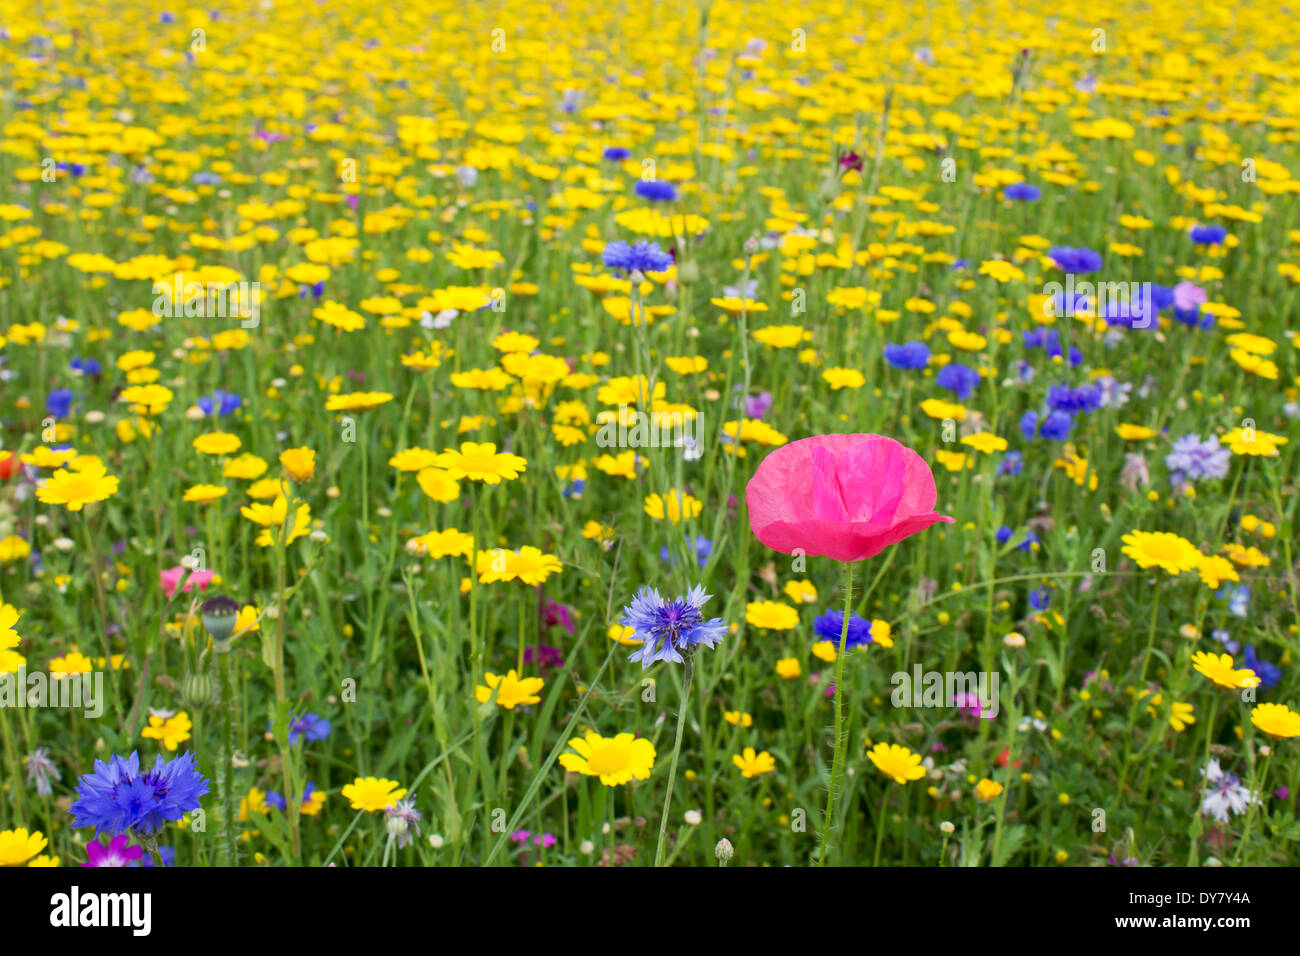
[201,595,241,650]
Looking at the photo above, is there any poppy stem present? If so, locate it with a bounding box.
[818,560,855,866]
[654,653,694,866]
[215,645,238,866]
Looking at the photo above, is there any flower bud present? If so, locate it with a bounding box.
[181,671,217,707]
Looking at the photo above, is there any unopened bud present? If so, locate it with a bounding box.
[715,837,734,864]
[181,671,217,707]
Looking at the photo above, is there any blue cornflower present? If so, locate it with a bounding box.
[135,846,177,867]
[1046,383,1102,416]
[289,712,331,744]
[659,535,713,569]
[197,389,243,417]
[1173,303,1214,330]
[1189,224,1227,245]
[1048,246,1103,273]
[1100,297,1136,327]
[1023,329,1060,351]
[1165,434,1230,485]
[1242,645,1282,690]
[1149,283,1174,312]
[1038,410,1073,441]
[997,450,1024,477]
[559,89,584,113]
[1046,291,1091,320]
[602,239,673,275]
[1044,385,1075,414]
[1028,588,1050,610]
[996,527,1036,551]
[935,362,980,399]
[883,341,930,370]
[46,388,75,419]
[264,782,321,811]
[620,585,728,669]
[812,609,872,649]
[1019,411,1039,440]
[68,751,209,836]
[265,712,331,744]
[1003,182,1040,201]
[71,357,102,376]
[603,147,631,161]
[634,180,678,202]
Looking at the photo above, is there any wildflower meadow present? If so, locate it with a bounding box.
[1,0,1299,885]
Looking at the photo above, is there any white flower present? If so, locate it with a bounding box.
[420,309,457,330]
[1200,759,1257,823]
[1096,375,1132,409]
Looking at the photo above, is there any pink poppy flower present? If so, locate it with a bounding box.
[745,433,953,562]
[160,565,214,598]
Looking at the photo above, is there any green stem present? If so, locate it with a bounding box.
[215,648,238,866]
[818,560,856,866]
[654,654,695,867]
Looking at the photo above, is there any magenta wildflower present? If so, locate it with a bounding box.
[83,834,143,867]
